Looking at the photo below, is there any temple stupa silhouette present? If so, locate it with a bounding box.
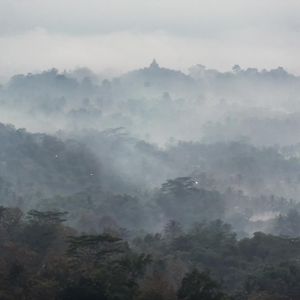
[149,59,160,69]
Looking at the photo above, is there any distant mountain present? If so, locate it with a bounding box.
[0,68,99,113]
[117,60,198,98]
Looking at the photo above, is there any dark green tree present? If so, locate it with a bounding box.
[177,269,230,300]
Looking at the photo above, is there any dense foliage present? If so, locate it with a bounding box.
[0,207,300,299]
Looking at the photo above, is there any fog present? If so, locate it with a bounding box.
[1,2,300,298]
[1,62,300,235]
[1,0,300,78]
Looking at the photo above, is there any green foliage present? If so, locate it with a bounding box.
[161,177,197,196]
[0,205,300,299]
[21,209,68,253]
[157,177,225,226]
[245,262,300,299]
[272,209,300,237]
[177,269,230,300]
[67,234,123,258]
[26,209,68,224]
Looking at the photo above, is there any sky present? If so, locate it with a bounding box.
[0,0,299,78]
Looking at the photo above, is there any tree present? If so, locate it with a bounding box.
[273,209,300,237]
[177,269,230,300]
[67,234,123,259]
[164,220,182,240]
[161,177,197,196]
[26,210,68,225]
[22,210,68,253]
[157,178,225,226]
[245,262,300,299]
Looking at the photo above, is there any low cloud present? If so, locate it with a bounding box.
[0,0,299,78]
[0,27,299,79]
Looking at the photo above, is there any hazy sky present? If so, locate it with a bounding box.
[0,0,299,78]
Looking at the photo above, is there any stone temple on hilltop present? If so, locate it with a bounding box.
[149,59,160,70]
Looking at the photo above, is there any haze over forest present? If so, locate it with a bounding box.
[1,1,300,299]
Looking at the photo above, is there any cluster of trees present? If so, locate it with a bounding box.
[0,206,300,299]
[0,123,101,206]
[2,123,300,237]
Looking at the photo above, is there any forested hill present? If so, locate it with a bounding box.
[0,123,100,206]
[2,121,300,238]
